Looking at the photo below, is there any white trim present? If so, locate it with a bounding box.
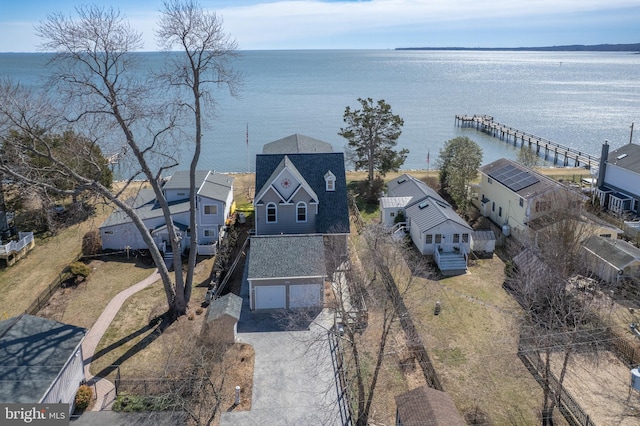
[266,202,277,223]
[296,202,307,223]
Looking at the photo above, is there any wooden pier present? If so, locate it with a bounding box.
[455,115,600,169]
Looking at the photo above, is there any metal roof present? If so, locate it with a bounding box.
[582,236,640,270]
[261,133,334,154]
[607,143,640,175]
[99,190,190,228]
[0,315,87,403]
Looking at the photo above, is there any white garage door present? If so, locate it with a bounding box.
[255,285,286,310]
[289,284,322,309]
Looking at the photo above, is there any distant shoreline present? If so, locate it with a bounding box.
[396,43,640,52]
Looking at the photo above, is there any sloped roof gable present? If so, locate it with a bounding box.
[0,315,87,403]
[255,149,349,234]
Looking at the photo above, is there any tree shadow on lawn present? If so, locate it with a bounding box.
[90,312,176,379]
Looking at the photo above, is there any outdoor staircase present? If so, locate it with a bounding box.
[437,251,467,276]
[163,249,174,271]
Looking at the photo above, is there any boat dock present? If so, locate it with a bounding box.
[455,115,599,169]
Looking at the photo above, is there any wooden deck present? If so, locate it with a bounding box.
[0,232,35,266]
[455,115,600,169]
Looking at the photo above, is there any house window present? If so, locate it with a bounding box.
[204,229,215,237]
[600,233,612,238]
[425,234,433,244]
[453,234,460,243]
[266,202,277,223]
[177,192,186,196]
[390,212,395,217]
[325,171,336,191]
[296,202,307,222]
[204,205,217,215]
[498,206,502,217]
[103,230,113,235]
[492,202,495,212]
[488,177,493,184]
[434,234,442,244]
[462,233,469,243]
[519,198,524,207]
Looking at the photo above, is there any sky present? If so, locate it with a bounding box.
[0,0,639,52]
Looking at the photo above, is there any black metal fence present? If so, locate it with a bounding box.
[24,251,81,315]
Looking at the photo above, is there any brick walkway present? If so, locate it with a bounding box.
[81,269,160,411]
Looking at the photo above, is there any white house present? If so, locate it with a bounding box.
[595,141,640,216]
[381,174,472,275]
[100,170,234,255]
[0,315,87,414]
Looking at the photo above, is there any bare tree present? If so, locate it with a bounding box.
[0,2,239,317]
[507,192,609,425]
[333,224,430,426]
[156,0,240,303]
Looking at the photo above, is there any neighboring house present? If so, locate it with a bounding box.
[475,158,581,239]
[100,170,234,256]
[582,236,640,283]
[595,141,640,216]
[248,234,326,310]
[203,293,243,344]
[380,174,472,275]
[395,385,465,426]
[0,314,87,414]
[248,134,349,310]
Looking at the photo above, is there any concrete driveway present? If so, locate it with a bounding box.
[220,250,345,425]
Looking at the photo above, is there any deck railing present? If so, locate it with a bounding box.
[0,232,34,255]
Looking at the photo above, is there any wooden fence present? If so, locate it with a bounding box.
[517,339,596,426]
[328,330,354,426]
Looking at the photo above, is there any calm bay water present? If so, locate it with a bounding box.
[1,50,639,174]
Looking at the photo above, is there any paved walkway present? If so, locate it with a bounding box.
[81,269,160,411]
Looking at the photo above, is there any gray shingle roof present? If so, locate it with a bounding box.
[255,144,349,234]
[0,315,86,403]
[248,235,326,280]
[261,134,334,154]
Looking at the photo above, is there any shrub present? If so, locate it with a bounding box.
[70,261,92,278]
[75,385,93,411]
[82,230,102,256]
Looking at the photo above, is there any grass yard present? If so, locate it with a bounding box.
[403,256,550,424]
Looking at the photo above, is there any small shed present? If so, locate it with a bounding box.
[395,385,465,426]
[203,293,243,345]
[0,314,87,414]
[471,230,496,258]
[582,236,640,283]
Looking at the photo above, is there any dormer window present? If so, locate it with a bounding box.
[324,170,336,192]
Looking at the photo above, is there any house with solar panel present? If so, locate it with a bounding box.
[247,134,350,310]
[476,158,583,239]
[99,170,234,257]
[380,173,472,276]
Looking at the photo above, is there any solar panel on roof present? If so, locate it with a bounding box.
[489,164,539,192]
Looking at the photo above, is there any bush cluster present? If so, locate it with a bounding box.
[82,230,102,256]
[70,261,92,278]
[75,385,93,410]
